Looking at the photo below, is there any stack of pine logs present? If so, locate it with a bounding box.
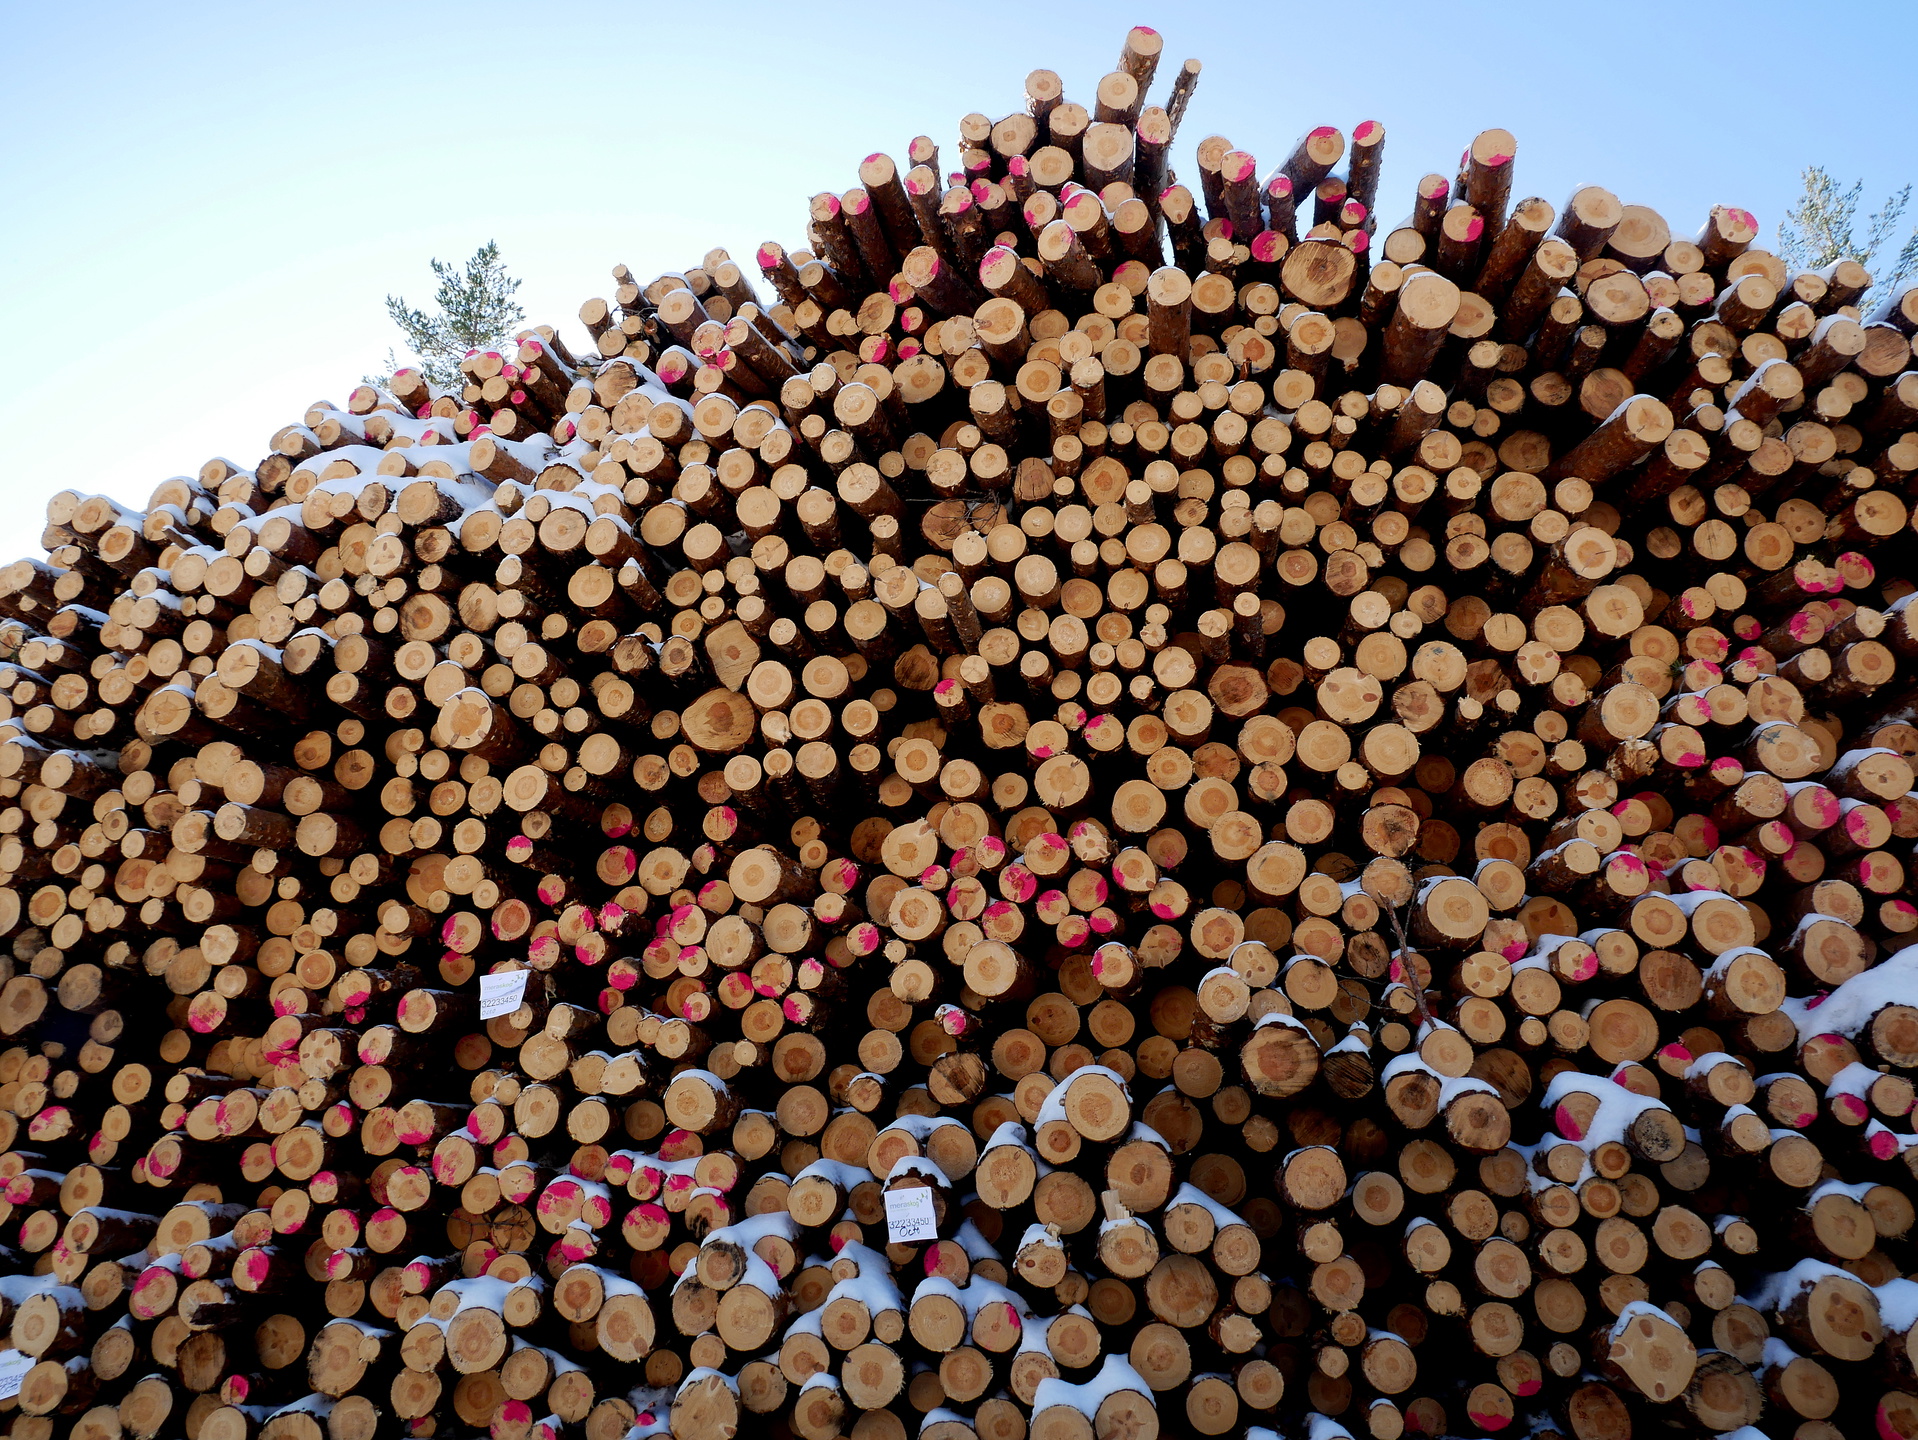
[3,21,1918,1440]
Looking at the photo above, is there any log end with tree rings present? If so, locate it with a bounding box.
[4,22,1918,1440]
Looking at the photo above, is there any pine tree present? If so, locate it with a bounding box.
[1777,166,1918,311]
[371,241,526,392]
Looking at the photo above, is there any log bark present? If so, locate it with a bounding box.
[3,29,1916,1440]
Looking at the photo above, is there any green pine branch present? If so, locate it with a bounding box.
[1778,165,1918,311]
[370,241,526,393]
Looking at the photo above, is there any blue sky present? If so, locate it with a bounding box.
[3,0,1915,559]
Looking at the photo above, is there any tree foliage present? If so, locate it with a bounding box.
[374,241,525,391]
[1778,166,1918,311]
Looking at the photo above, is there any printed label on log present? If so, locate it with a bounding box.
[478,969,531,1020]
[0,1351,31,1399]
[883,1186,938,1243]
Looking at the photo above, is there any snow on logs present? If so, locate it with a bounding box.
[4,19,1918,1440]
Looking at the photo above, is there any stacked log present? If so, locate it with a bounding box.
[1,21,1918,1440]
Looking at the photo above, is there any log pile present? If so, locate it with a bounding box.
[5,21,1918,1440]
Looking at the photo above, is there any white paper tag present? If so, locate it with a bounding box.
[479,970,531,1020]
[883,1186,938,1244]
[0,1349,33,1398]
